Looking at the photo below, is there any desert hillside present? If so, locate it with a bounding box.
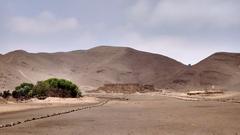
[0,46,239,91]
[0,46,186,91]
[169,52,240,90]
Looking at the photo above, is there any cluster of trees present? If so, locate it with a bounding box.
[1,78,81,100]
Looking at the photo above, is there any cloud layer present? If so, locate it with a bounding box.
[127,0,240,36]
[0,0,240,64]
[8,11,79,34]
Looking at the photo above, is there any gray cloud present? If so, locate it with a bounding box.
[8,11,80,34]
[0,0,239,64]
[127,0,240,37]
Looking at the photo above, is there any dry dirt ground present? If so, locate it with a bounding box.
[0,95,240,135]
[0,97,99,114]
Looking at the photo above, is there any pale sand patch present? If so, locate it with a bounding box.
[0,104,45,114]
[0,96,99,114]
[161,90,240,101]
[25,96,99,104]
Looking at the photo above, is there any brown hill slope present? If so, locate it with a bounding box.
[169,52,240,90]
[1,46,239,91]
[0,46,186,91]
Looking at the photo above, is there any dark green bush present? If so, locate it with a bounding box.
[11,90,18,98]
[2,90,11,98]
[31,81,50,98]
[12,83,34,99]
[44,78,80,98]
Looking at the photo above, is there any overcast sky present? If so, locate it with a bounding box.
[0,0,239,64]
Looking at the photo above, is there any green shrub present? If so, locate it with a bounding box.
[2,90,11,98]
[12,83,34,99]
[32,81,50,98]
[11,90,18,98]
[44,78,81,98]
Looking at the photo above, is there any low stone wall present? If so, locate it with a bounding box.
[97,83,156,94]
[187,90,223,95]
[0,99,110,129]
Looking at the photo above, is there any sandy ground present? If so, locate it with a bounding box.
[161,90,240,101]
[0,94,240,135]
[0,97,99,114]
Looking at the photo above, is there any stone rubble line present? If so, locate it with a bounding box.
[0,99,110,129]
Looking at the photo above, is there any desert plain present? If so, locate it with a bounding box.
[1,91,240,135]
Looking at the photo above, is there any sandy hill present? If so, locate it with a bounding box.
[0,46,239,91]
[169,52,240,90]
[0,46,186,91]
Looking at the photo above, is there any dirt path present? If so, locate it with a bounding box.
[1,95,240,135]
